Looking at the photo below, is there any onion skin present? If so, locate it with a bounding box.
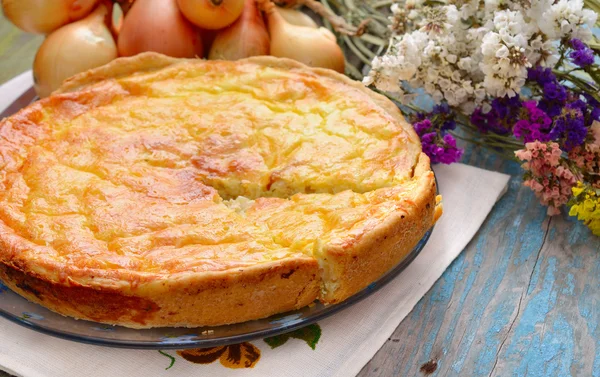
[265,5,345,73]
[176,0,244,30]
[2,0,99,34]
[208,0,269,60]
[33,3,117,97]
[117,0,203,58]
[275,7,317,28]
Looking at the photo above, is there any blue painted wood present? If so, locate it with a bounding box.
[359,145,600,377]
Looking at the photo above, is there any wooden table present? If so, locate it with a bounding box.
[1,16,599,377]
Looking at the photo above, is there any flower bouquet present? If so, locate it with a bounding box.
[311,0,600,235]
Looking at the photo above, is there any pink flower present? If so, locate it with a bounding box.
[515,141,581,215]
[590,120,600,146]
[515,149,532,161]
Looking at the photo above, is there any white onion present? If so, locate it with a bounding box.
[2,0,99,34]
[33,4,118,97]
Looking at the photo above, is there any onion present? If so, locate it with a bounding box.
[208,0,269,60]
[276,7,317,28]
[2,0,100,34]
[176,0,244,30]
[263,3,345,73]
[118,0,203,58]
[33,3,118,97]
[200,29,218,52]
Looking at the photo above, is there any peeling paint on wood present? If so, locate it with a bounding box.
[360,146,600,377]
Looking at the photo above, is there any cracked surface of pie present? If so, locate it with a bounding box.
[0,53,441,328]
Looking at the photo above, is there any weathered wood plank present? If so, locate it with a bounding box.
[359,146,600,376]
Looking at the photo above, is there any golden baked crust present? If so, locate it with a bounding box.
[0,53,441,328]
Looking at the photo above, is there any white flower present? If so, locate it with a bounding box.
[457,0,481,20]
[527,0,553,25]
[405,0,424,9]
[457,57,473,71]
[362,56,403,93]
[526,35,559,67]
[480,10,532,98]
[362,31,426,95]
[484,0,501,15]
[418,5,458,36]
[539,0,598,41]
[446,5,460,25]
[474,87,487,101]
[363,0,521,111]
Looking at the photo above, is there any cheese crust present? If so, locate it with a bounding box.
[0,53,441,328]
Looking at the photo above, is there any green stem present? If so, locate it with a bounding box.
[458,134,521,150]
[320,0,341,16]
[343,0,357,10]
[453,133,520,160]
[359,34,387,46]
[457,124,523,149]
[343,35,373,65]
[372,0,394,8]
[553,70,600,101]
[586,68,600,86]
[555,45,567,68]
[344,58,364,79]
[353,38,377,59]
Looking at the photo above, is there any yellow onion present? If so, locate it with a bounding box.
[200,29,218,52]
[176,0,244,30]
[118,0,203,58]
[208,0,269,60]
[33,3,117,97]
[276,7,317,28]
[2,0,99,34]
[264,3,345,73]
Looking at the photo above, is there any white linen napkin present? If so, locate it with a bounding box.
[0,72,510,377]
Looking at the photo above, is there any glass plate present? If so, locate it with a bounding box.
[0,228,432,349]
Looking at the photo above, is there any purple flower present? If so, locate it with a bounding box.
[540,81,567,117]
[413,119,433,134]
[543,82,567,101]
[431,103,457,131]
[582,93,600,121]
[527,66,555,85]
[420,132,463,164]
[571,39,587,50]
[513,119,540,142]
[471,96,522,134]
[571,49,595,67]
[526,67,568,117]
[512,101,552,142]
[415,104,456,131]
[549,107,587,151]
[570,39,595,67]
[439,134,463,164]
[412,107,463,164]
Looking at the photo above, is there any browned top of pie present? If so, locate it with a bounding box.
[0,53,425,287]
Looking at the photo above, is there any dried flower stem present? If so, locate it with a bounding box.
[276,0,360,35]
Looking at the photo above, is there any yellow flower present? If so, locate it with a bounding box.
[569,182,600,236]
[572,183,585,197]
[569,204,580,217]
